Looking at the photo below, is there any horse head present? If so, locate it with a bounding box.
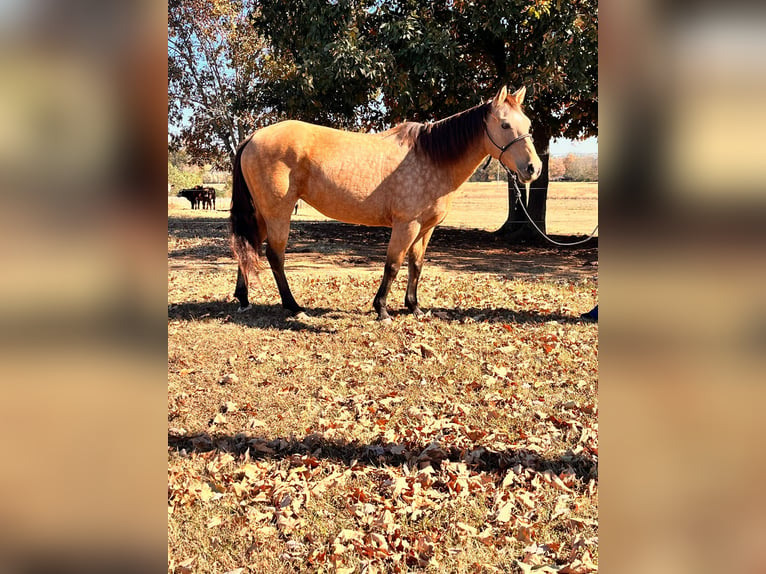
[484,86,542,184]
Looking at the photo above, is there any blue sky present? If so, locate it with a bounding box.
[550,136,598,156]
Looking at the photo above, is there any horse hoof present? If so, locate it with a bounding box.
[379,316,393,325]
[236,305,252,313]
[293,311,310,320]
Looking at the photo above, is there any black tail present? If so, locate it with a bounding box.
[230,137,263,302]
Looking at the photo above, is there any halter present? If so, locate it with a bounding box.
[484,122,532,172]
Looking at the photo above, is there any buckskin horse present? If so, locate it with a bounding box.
[230,86,541,322]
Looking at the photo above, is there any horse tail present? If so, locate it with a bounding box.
[230,137,264,280]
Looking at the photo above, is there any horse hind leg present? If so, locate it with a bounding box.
[234,268,251,312]
[405,227,435,317]
[233,216,267,312]
[264,224,303,315]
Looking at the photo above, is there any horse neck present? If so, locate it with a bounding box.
[444,136,490,189]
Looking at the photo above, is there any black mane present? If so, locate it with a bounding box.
[386,102,491,166]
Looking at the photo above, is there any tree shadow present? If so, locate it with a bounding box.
[168,215,229,238]
[168,430,597,483]
[426,307,586,325]
[169,217,598,278]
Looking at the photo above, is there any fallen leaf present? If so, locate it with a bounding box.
[256,525,277,537]
[368,532,388,548]
[515,561,559,574]
[501,471,516,488]
[477,526,495,545]
[496,501,514,523]
[515,521,535,543]
[276,513,298,533]
[337,528,365,543]
[551,474,574,493]
[175,556,196,574]
[206,515,223,528]
[515,490,536,509]
[196,482,216,502]
[552,496,570,519]
[559,555,598,574]
[392,476,408,499]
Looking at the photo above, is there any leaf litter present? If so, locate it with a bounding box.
[168,211,598,573]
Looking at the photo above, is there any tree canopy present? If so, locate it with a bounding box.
[168,0,275,168]
[169,0,597,237]
[250,0,596,139]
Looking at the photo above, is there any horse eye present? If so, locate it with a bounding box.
[501,122,510,129]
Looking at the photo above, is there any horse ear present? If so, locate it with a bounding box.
[492,86,508,108]
[511,86,527,105]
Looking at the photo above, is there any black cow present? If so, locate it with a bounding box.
[177,187,202,209]
[177,185,216,210]
[200,187,216,210]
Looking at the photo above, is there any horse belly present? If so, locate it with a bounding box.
[302,163,395,227]
[303,190,390,227]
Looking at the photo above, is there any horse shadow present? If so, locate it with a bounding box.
[168,300,587,329]
[168,300,378,332]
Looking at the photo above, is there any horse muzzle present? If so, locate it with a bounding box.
[517,160,542,184]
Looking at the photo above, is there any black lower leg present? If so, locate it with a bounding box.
[405,249,425,315]
[405,267,422,316]
[234,268,249,308]
[373,261,400,321]
[405,290,423,316]
[266,245,302,313]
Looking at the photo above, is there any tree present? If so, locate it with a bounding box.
[168,161,203,192]
[549,156,566,180]
[168,0,275,168]
[492,0,598,241]
[563,153,598,181]
[248,0,596,242]
[250,0,389,130]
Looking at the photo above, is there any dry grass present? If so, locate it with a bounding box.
[168,181,598,236]
[168,182,598,573]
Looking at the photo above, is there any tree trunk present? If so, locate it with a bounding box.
[495,130,551,244]
[527,150,550,230]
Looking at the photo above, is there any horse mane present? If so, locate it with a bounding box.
[383,102,492,166]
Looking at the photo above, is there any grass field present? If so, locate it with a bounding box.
[168,182,598,573]
[168,181,598,236]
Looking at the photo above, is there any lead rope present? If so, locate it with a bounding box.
[498,161,599,247]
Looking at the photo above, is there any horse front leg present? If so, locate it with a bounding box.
[374,222,421,322]
[405,227,435,317]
